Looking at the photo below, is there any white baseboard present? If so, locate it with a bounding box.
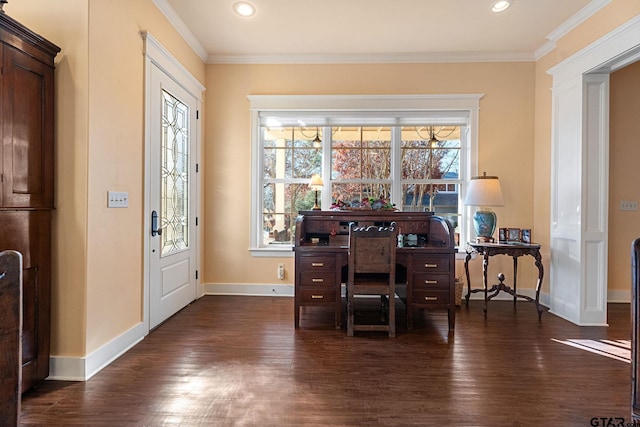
[204,282,294,297]
[608,289,630,303]
[48,321,146,382]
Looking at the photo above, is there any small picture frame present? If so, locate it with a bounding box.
[521,229,531,244]
[499,228,507,242]
[507,228,521,242]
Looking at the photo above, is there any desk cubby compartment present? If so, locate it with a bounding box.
[413,255,450,273]
[412,289,450,306]
[412,273,450,289]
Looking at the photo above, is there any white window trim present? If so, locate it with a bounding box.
[248,94,484,257]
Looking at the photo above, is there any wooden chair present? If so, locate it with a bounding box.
[347,223,397,337]
[0,250,23,426]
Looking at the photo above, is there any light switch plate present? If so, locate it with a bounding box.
[619,200,638,211]
[107,191,128,208]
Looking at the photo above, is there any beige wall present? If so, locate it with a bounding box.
[8,0,205,358]
[204,62,538,288]
[609,61,640,292]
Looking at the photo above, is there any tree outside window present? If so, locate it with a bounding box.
[260,125,462,246]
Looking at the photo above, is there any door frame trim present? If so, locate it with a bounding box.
[547,16,640,325]
[142,31,205,334]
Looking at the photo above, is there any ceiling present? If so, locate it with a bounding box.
[158,0,603,64]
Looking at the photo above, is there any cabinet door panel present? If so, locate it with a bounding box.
[0,211,51,391]
[2,45,54,208]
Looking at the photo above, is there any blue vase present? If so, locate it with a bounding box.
[473,209,496,239]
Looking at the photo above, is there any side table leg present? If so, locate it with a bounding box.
[512,256,518,306]
[534,250,545,320]
[483,253,489,316]
[464,252,472,305]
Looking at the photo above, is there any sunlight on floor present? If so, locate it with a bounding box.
[551,339,630,363]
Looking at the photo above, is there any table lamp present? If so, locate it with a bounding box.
[464,172,504,242]
[308,174,324,210]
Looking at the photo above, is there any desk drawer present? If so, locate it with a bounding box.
[413,255,450,273]
[300,271,336,287]
[412,273,450,289]
[299,287,337,303]
[299,255,336,271]
[413,289,450,305]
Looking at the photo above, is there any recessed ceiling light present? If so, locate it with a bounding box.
[233,1,256,17]
[491,0,513,13]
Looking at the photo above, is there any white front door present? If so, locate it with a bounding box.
[148,62,198,329]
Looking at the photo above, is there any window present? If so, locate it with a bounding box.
[249,95,482,256]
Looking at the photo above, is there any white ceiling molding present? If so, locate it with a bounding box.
[546,0,611,43]
[152,0,208,62]
[209,51,534,65]
[534,41,557,61]
[536,0,611,60]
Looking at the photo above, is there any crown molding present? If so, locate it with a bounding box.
[534,41,557,61]
[535,0,611,61]
[546,0,612,43]
[152,0,208,62]
[208,51,535,65]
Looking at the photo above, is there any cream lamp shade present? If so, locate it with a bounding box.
[464,172,504,241]
[308,174,324,190]
[308,174,324,210]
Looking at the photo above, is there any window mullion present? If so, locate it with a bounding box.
[321,126,332,209]
[391,127,402,209]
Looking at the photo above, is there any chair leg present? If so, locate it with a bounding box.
[347,290,354,337]
[389,293,396,338]
[380,295,388,322]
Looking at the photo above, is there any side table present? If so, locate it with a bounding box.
[464,242,544,319]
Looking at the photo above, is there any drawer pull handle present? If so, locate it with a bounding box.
[424,296,438,301]
[311,295,324,299]
[424,263,438,268]
[424,280,438,284]
[312,278,324,283]
[311,262,324,267]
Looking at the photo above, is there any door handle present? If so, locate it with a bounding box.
[151,210,162,237]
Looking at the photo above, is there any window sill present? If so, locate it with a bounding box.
[249,247,294,258]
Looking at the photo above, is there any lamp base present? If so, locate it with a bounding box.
[473,209,497,240]
[312,189,321,210]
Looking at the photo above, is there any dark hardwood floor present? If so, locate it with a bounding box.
[20,296,631,426]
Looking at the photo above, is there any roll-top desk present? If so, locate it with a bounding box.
[293,210,456,331]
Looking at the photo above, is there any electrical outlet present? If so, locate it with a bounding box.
[620,200,638,211]
[107,191,129,208]
[277,263,285,280]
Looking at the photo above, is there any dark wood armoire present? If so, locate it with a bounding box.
[0,10,60,393]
